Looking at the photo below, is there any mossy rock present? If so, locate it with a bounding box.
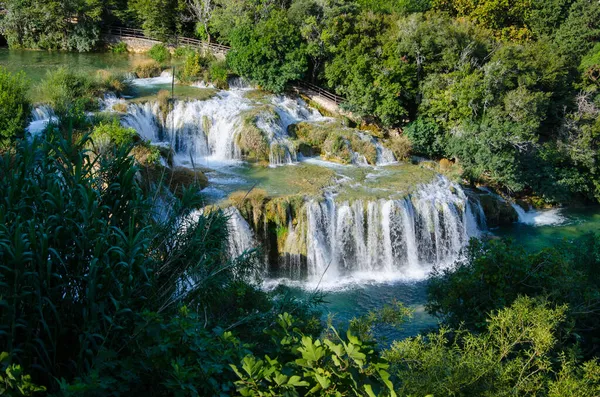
[476,193,518,227]
[236,106,279,162]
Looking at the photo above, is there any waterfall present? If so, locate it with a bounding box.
[282,176,482,283]
[510,203,565,226]
[27,105,56,136]
[226,207,256,258]
[118,91,327,167]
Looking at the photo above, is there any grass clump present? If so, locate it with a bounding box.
[96,69,133,95]
[110,41,128,54]
[147,44,170,63]
[385,134,412,161]
[38,67,99,115]
[133,60,162,78]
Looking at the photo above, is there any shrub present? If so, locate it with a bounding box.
[147,44,170,63]
[133,60,162,78]
[110,41,128,54]
[208,60,229,89]
[0,67,30,147]
[90,119,138,150]
[386,134,412,161]
[38,67,97,116]
[96,70,133,95]
[173,46,196,58]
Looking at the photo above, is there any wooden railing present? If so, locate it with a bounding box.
[293,80,345,105]
[104,26,230,53]
[104,26,345,105]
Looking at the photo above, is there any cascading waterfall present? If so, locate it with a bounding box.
[224,175,486,283]
[293,176,481,282]
[116,92,326,167]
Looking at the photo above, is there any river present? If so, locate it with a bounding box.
[3,49,599,343]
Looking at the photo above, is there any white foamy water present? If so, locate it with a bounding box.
[26,105,56,136]
[131,70,174,86]
[510,203,566,226]
[118,90,328,167]
[229,176,484,288]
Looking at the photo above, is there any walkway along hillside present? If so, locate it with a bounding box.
[103,26,347,115]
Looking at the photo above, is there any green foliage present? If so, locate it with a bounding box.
[427,236,600,356]
[128,0,187,41]
[0,352,45,396]
[386,297,600,397]
[37,67,98,120]
[324,11,416,127]
[110,41,128,54]
[133,60,163,78]
[90,119,137,149]
[178,51,209,83]
[231,313,397,396]
[0,68,30,148]
[227,11,307,92]
[0,123,293,392]
[208,60,229,89]
[0,0,103,51]
[403,117,446,158]
[147,44,170,63]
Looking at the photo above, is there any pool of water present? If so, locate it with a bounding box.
[299,205,600,344]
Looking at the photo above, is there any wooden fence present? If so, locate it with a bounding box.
[104,26,345,105]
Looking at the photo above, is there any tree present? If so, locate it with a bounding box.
[387,297,600,397]
[187,0,213,41]
[0,0,103,51]
[227,10,308,92]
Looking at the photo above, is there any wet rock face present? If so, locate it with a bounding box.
[477,193,518,227]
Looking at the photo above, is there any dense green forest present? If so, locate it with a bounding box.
[1,0,600,396]
[1,0,600,203]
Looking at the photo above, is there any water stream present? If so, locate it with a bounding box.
[8,49,599,341]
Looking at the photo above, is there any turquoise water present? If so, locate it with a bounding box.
[316,205,600,343]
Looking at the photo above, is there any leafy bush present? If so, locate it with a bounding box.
[173,46,196,58]
[208,60,229,89]
[0,67,30,147]
[110,41,128,54]
[178,51,206,83]
[427,236,600,357]
[0,352,45,396]
[90,119,137,149]
[147,43,170,63]
[387,297,600,397]
[231,313,397,396]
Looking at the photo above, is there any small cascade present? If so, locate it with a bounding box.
[226,207,256,258]
[375,141,397,165]
[510,203,565,226]
[280,176,483,282]
[131,70,173,86]
[27,105,56,135]
[119,91,329,167]
[228,76,253,90]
